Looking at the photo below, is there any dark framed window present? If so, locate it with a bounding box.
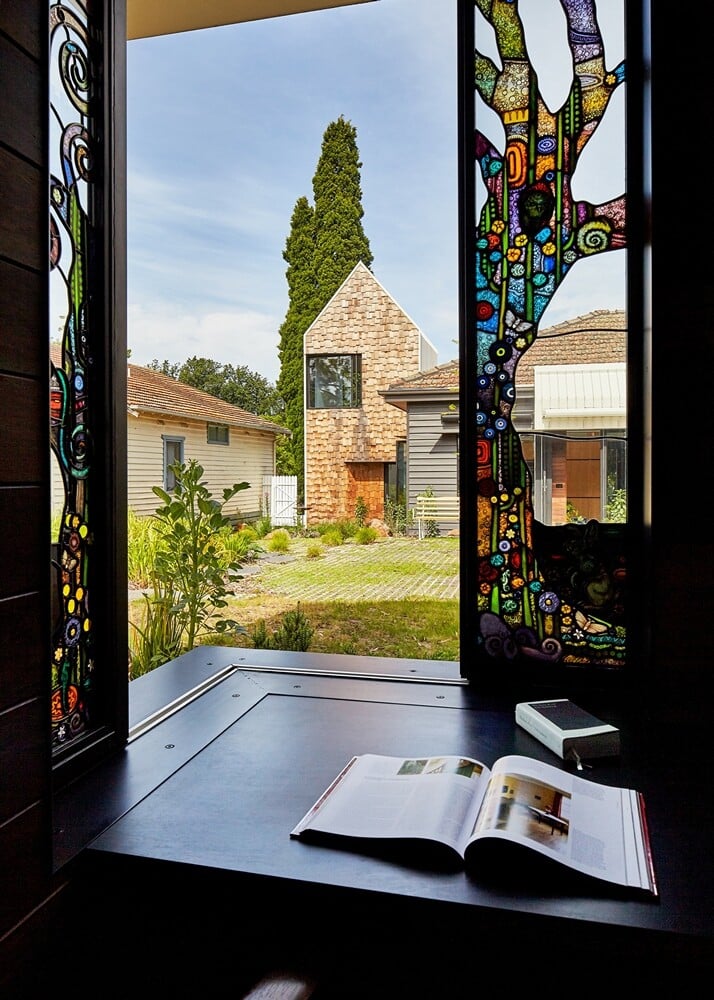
[307,354,362,409]
[207,423,229,445]
[162,436,184,490]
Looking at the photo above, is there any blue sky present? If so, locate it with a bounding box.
[126,0,625,385]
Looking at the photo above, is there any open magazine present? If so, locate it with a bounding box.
[291,753,657,898]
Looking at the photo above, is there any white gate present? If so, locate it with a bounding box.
[263,475,298,526]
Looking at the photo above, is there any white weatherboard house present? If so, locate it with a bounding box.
[50,351,290,523]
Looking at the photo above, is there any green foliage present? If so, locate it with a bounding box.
[421,486,440,538]
[566,501,587,524]
[277,117,373,494]
[383,496,408,537]
[305,541,323,559]
[315,519,357,540]
[150,459,249,650]
[128,577,185,679]
[248,604,315,652]
[266,528,291,553]
[148,356,283,418]
[127,509,161,588]
[216,525,264,563]
[354,495,368,527]
[354,526,379,545]
[321,528,344,547]
[252,514,273,538]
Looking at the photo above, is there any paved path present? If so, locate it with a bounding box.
[231,536,459,602]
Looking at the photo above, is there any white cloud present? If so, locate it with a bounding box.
[127,301,282,382]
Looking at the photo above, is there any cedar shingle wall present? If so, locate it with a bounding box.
[305,265,424,522]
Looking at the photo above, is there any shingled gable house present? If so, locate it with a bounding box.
[381,309,626,531]
[50,351,290,523]
[303,260,437,524]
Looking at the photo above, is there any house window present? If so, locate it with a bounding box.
[163,436,184,490]
[307,354,362,409]
[207,423,229,445]
[385,440,407,509]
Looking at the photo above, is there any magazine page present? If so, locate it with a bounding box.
[291,753,490,854]
[464,754,655,894]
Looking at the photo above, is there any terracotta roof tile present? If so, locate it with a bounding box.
[50,345,288,436]
[382,309,626,394]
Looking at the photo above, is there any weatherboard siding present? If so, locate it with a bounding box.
[127,416,275,521]
[406,402,459,509]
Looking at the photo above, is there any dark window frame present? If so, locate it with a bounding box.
[207,423,229,445]
[306,353,362,409]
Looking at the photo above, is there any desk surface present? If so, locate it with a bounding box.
[72,648,713,980]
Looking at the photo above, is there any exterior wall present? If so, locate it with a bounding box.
[304,264,426,522]
[405,401,459,509]
[127,415,276,521]
[346,462,385,523]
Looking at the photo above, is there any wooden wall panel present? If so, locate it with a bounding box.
[0,487,45,600]
[0,803,51,938]
[0,375,45,482]
[0,698,47,825]
[0,0,43,58]
[0,33,43,163]
[0,148,44,271]
[0,593,46,713]
[0,260,45,377]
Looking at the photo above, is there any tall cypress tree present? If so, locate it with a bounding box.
[276,116,373,494]
[276,196,315,480]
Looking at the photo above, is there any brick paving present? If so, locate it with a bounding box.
[232,537,459,603]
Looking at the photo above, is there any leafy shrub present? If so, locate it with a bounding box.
[150,459,248,650]
[354,526,379,544]
[248,604,314,651]
[252,514,273,538]
[421,486,440,538]
[217,525,264,563]
[129,576,184,679]
[354,495,368,527]
[383,496,408,537]
[306,542,323,559]
[266,528,291,553]
[127,510,161,588]
[321,529,343,547]
[316,519,357,540]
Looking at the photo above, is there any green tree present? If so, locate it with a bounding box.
[276,116,373,493]
[147,356,283,418]
[151,459,248,651]
[276,195,316,481]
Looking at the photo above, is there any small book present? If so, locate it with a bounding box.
[515,699,620,764]
[291,752,657,898]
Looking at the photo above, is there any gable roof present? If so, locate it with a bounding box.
[380,309,626,403]
[126,364,290,435]
[303,260,438,361]
[50,345,289,436]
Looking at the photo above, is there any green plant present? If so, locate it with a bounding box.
[272,604,314,651]
[354,525,378,544]
[566,501,587,524]
[127,509,161,588]
[305,542,323,559]
[321,528,343,547]
[421,486,440,538]
[128,576,185,679]
[354,494,368,527]
[605,488,627,523]
[150,459,249,650]
[266,527,291,553]
[248,604,315,651]
[383,496,408,537]
[252,514,273,538]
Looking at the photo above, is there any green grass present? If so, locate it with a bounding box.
[129,533,460,665]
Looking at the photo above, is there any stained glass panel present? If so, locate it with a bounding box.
[474,0,627,670]
[49,0,100,749]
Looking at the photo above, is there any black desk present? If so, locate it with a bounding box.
[71,648,712,993]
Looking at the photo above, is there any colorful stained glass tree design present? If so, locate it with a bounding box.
[474,0,627,666]
[49,0,98,748]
